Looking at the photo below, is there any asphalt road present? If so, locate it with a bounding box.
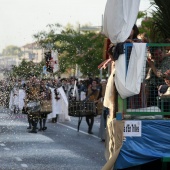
[0,107,106,170]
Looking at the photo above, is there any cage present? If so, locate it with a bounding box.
[118,43,170,118]
[68,101,97,117]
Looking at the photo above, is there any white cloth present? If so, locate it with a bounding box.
[9,91,14,110]
[58,87,68,106]
[104,0,140,43]
[48,87,70,122]
[51,50,59,73]
[67,84,79,101]
[48,87,62,119]
[104,68,115,109]
[115,43,147,99]
[80,91,86,101]
[9,87,19,110]
[18,89,26,110]
[57,87,70,122]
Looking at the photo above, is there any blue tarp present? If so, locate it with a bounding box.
[115,120,170,169]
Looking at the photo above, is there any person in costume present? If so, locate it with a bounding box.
[39,79,52,131]
[25,75,41,133]
[86,79,102,134]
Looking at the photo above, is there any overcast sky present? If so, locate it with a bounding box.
[0,0,152,52]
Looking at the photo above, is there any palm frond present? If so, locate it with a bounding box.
[151,0,170,41]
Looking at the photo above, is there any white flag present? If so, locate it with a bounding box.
[51,50,59,73]
[73,80,77,97]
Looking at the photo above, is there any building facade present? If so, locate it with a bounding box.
[20,42,44,63]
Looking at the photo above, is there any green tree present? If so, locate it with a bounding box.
[11,59,45,78]
[34,24,105,77]
[2,45,22,57]
[139,17,153,42]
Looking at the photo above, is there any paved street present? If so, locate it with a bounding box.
[0,107,106,170]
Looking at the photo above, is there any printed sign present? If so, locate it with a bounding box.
[123,120,142,137]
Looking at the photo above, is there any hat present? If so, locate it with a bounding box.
[163,70,170,80]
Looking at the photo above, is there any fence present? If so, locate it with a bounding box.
[118,43,170,116]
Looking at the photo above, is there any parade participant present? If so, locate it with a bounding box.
[61,78,68,94]
[25,78,32,129]
[48,79,60,123]
[25,75,41,133]
[86,79,102,134]
[0,81,4,106]
[5,79,13,108]
[9,82,20,114]
[67,78,79,101]
[79,79,90,101]
[39,79,52,131]
[15,78,27,113]
[56,85,70,122]
[18,84,26,113]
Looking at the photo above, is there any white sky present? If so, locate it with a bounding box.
[0,0,152,52]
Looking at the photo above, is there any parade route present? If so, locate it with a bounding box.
[0,108,106,170]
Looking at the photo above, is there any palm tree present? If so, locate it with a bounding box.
[151,0,170,42]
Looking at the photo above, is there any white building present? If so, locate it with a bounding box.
[20,42,44,63]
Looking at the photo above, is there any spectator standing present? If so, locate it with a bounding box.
[146,47,170,106]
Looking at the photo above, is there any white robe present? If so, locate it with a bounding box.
[9,87,19,110]
[58,87,70,122]
[48,87,62,119]
[9,88,26,111]
[19,89,26,110]
[48,87,70,122]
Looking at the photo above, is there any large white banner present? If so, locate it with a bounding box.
[104,0,140,43]
[51,50,59,73]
